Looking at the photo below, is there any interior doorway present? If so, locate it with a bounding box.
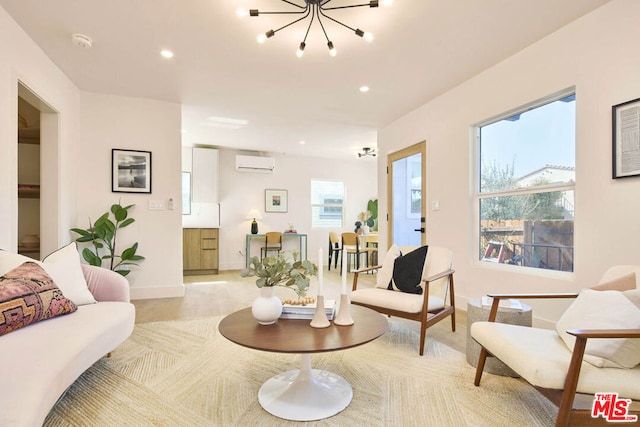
[387,141,426,248]
[16,82,60,257]
[17,92,41,259]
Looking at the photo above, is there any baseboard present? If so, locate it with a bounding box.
[130,284,185,300]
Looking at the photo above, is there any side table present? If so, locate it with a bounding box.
[466,297,532,377]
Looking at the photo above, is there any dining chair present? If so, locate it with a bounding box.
[328,231,342,271]
[260,232,283,260]
[340,232,376,273]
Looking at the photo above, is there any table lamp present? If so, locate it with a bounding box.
[247,209,262,234]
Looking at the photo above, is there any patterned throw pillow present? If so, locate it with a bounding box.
[0,262,77,337]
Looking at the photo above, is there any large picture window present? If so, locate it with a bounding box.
[476,91,576,272]
[311,180,344,228]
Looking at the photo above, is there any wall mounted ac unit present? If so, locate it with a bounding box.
[235,155,275,173]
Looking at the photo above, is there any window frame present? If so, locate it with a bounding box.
[473,88,576,274]
[311,179,345,229]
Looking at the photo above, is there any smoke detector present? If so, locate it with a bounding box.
[71,33,93,49]
[358,147,377,158]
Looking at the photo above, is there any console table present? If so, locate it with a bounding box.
[245,233,308,268]
[218,306,388,421]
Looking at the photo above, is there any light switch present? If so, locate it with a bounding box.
[148,200,165,210]
[432,200,440,211]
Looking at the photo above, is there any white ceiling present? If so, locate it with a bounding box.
[1,0,609,160]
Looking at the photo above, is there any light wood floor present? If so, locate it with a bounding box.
[132,267,468,354]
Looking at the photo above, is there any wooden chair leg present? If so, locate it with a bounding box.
[474,348,488,386]
[419,322,427,356]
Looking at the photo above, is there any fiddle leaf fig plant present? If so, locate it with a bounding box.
[70,202,145,277]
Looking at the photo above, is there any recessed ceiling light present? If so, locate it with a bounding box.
[205,116,249,129]
[360,86,370,93]
[160,49,174,59]
[299,140,305,145]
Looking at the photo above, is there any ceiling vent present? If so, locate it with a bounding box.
[235,155,275,173]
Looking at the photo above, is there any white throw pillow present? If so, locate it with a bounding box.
[0,250,31,276]
[42,242,97,305]
[556,289,640,368]
[0,244,96,306]
[376,245,401,289]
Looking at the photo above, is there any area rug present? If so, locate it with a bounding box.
[44,316,556,426]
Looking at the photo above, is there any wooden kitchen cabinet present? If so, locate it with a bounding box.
[183,228,219,275]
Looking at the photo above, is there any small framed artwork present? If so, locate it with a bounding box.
[612,97,640,179]
[112,149,152,193]
[265,189,288,213]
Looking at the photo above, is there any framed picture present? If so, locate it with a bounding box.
[612,97,640,179]
[112,149,152,193]
[265,189,288,213]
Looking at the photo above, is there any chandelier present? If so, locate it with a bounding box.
[237,0,392,57]
[358,147,377,157]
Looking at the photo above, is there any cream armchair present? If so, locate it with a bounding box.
[471,266,640,427]
[351,245,456,355]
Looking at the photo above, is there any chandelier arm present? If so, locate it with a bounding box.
[316,7,332,43]
[318,8,357,33]
[321,1,378,11]
[279,0,307,9]
[256,10,307,15]
[302,6,316,43]
[273,6,312,34]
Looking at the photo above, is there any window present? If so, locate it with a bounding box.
[476,91,576,272]
[311,180,344,228]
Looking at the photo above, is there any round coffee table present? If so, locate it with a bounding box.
[218,305,388,421]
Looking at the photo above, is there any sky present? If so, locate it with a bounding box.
[479,96,576,179]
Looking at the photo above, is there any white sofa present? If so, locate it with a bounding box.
[0,263,135,426]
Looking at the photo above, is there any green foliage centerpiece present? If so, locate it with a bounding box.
[241,250,317,299]
[70,202,145,277]
[241,251,317,325]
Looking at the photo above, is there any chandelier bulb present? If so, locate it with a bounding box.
[364,32,374,42]
[257,30,275,44]
[296,42,306,58]
[380,0,393,6]
[327,41,337,57]
[236,8,249,18]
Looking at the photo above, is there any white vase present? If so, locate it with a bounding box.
[251,287,283,325]
[361,225,370,235]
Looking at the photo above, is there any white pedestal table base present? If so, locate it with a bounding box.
[258,354,352,421]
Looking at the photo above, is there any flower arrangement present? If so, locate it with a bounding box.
[241,250,318,299]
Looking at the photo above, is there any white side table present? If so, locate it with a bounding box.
[466,298,532,377]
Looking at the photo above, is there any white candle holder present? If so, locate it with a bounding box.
[310,295,330,328]
[334,293,354,326]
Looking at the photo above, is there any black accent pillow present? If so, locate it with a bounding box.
[391,246,428,294]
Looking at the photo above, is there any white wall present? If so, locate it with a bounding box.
[377,0,640,327]
[213,149,377,271]
[0,7,80,252]
[77,92,183,299]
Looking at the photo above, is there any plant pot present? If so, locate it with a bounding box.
[251,287,283,325]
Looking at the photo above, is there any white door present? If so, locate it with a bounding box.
[387,142,426,248]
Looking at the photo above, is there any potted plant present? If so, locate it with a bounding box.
[70,202,145,277]
[366,199,378,231]
[241,251,317,324]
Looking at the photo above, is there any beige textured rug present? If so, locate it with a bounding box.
[44,316,556,426]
